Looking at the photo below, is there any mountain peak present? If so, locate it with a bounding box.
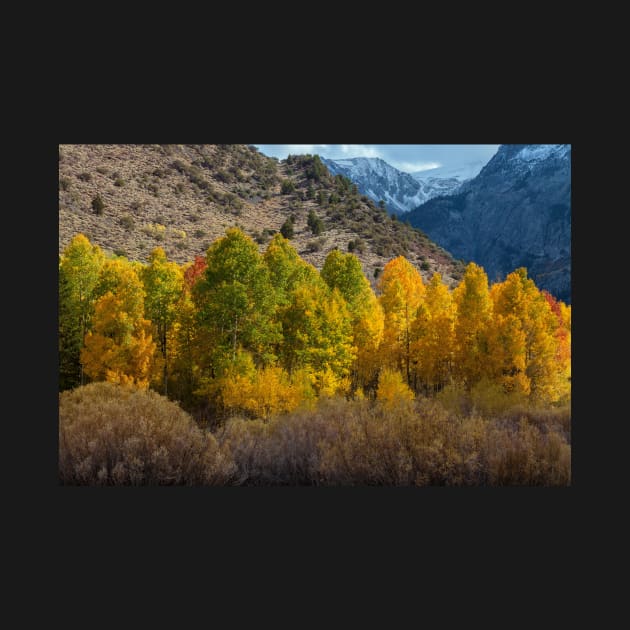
[321,156,464,214]
[405,144,571,302]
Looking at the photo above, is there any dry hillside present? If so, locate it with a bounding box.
[58,144,465,286]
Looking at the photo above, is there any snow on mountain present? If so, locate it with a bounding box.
[321,157,465,214]
[514,144,570,163]
[411,159,488,183]
[406,144,572,302]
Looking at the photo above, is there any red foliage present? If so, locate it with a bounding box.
[184,255,207,290]
[542,290,562,321]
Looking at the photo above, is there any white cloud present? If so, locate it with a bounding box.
[283,144,329,154]
[392,161,442,173]
[339,145,382,158]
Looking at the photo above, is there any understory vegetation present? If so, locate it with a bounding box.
[59,382,570,486]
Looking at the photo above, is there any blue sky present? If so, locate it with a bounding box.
[254,144,500,174]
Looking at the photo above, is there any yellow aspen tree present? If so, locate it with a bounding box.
[141,248,184,396]
[486,313,530,396]
[81,292,157,388]
[452,262,493,389]
[221,365,310,420]
[81,257,158,388]
[376,367,415,409]
[377,256,425,386]
[410,272,456,394]
[492,269,565,404]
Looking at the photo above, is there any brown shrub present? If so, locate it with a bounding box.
[481,417,571,486]
[215,397,570,486]
[59,384,570,486]
[59,382,235,485]
[216,408,338,486]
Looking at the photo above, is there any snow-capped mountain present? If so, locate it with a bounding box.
[411,159,488,184]
[406,144,571,302]
[321,157,463,214]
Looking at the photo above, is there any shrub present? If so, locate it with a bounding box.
[119,214,135,231]
[114,178,125,187]
[348,238,366,254]
[78,172,92,182]
[59,177,71,191]
[281,179,296,195]
[194,229,207,238]
[59,382,235,485]
[142,223,166,240]
[307,209,324,236]
[421,261,430,271]
[280,217,294,239]
[91,194,105,215]
[306,238,325,253]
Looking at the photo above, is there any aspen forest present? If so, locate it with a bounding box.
[59,229,571,485]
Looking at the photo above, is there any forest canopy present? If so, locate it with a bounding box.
[59,229,571,420]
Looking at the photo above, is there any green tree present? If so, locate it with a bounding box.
[280,282,356,394]
[193,228,279,374]
[321,249,384,391]
[264,234,320,307]
[59,234,105,390]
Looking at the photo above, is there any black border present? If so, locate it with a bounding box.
[33,82,589,604]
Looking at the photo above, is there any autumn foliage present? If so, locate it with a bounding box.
[59,230,571,485]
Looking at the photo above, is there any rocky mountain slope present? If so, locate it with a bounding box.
[322,157,463,214]
[406,144,571,301]
[59,144,465,287]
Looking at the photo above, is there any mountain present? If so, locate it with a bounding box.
[406,144,571,302]
[410,159,489,200]
[59,144,465,287]
[411,159,489,184]
[322,157,463,214]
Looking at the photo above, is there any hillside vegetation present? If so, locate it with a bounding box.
[59,144,464,286]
